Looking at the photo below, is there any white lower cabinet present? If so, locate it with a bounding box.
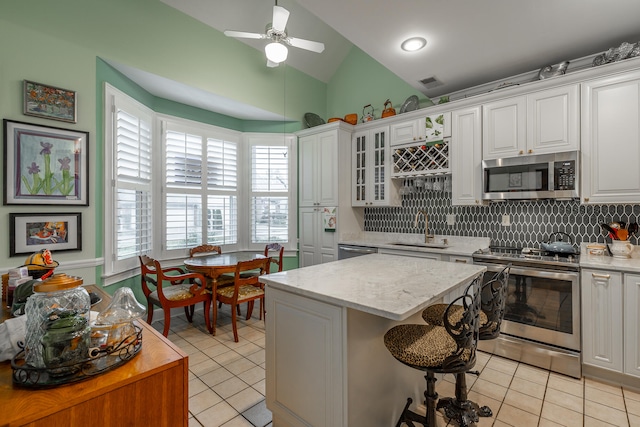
[624,274,640,377]
[266,287,345,426]
[581,269,629,374]
[299,207,337,268]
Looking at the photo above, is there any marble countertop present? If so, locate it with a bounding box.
[338,232,491,257]
[579,242,640,273]
[259,254,486,321]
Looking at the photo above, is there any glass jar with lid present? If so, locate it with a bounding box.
[24,273,90,368]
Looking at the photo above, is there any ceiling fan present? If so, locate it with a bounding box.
[223,2,325,68]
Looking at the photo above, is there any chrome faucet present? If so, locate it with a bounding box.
[414,210,434,243]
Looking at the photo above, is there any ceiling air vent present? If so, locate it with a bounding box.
[420,76,443,89]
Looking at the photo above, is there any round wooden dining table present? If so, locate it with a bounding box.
[183,252,268,288]
[184,252,269,329]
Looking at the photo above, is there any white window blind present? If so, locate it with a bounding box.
[114,100,153,261]
[163,123,239,253]
[165,193,202,250]
[250,144,290,244]
[207,138,237,189]
[166,131,203,188]
[104,84,154,280]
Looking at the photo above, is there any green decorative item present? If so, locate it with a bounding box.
[438,96,450,104]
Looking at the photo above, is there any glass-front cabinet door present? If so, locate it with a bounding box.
[352,126,399,207]
[352,132,367,206]
[371,127,386,204]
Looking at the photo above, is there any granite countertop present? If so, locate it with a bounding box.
[259,254,486,321]
[338,232,491,257]
[579,242,640,273]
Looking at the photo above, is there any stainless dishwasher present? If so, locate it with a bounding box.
[338,244,378,259]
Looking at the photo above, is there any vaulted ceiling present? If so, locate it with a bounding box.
[137,0,640,119]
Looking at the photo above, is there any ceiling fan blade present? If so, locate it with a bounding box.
[267,59,280,68]
[286,37,325,53]
[272,5,290,33]
[223,30,265,39]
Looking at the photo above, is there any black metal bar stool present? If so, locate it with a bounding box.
[420,265,511,426]
[383,273,483,427]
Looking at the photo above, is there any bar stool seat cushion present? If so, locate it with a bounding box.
[422,304,488,328]
[384,324,472,369]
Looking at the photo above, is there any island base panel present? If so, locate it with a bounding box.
[266,286,446,427]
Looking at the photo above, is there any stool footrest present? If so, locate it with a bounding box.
[394,397,427,427]
[437,396,492,427]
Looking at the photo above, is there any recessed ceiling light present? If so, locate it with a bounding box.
[401,37,427,52]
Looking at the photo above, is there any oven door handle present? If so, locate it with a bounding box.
[476,263,579,281]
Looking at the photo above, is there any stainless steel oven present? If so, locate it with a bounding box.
[473,248,581,378]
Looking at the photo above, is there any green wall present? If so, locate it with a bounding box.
[327,46,434,121]
[0,0,430,294]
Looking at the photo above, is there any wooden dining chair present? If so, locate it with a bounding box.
[212,257,270,342]
[265,242,284,272]
[244,243,284,319]
[139,255,212,337]
[189,244,222,258]
[240,243,284,279]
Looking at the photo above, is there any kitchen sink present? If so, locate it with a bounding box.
[388,242,449,249]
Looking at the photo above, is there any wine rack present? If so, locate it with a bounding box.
[392,140,450,177]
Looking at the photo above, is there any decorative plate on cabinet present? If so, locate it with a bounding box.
[399,95,419,113]
[304,113,325,128]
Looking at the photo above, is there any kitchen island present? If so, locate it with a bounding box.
[259,254,485,427]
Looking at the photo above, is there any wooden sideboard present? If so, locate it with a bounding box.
[0,285,188,427]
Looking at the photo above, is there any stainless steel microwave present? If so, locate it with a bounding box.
[482,151,579,200]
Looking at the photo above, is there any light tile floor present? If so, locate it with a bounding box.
[152,307,640,427]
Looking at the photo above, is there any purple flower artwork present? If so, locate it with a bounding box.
[4,120,88,205]
[17,132,80,198]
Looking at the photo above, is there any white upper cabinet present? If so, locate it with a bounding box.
[581,70,640,204]
[527,85,580,154]
[390,112,451,147]
[483,96,526,159]
[352,125,401,207]
[451,106,484,206]
[483,84,579,160]
[390,118,423,146]
[299,129,338,207]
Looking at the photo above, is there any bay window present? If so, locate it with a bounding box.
[105,87,296,281]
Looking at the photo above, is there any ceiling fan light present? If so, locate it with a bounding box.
[265,42,288,63]
[401,37,427,52]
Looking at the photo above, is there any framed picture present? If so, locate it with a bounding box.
[23,80,77,123]
[10,212,82,256]
[3,120,89,206]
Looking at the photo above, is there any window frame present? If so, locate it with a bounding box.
[158,115,243,260]
[245,133,297,253]
[103,84,155,284]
